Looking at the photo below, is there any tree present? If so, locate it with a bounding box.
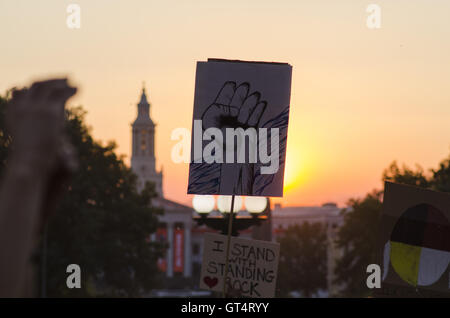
[46,107,166,297]
[431,155,450,192]
[383,161,429,189]
[0,96,165,297]
[333,190,383,297]
[0,95,11,172]
[277,222,327,297]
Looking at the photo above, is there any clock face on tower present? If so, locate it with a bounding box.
[140,129,147,151]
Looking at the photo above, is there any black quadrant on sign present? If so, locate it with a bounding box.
[390,203,450,250]
[390,203,428,246]
[423,205,450,252]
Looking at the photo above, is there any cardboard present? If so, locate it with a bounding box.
[376,182,450,297]
[187,59,292,197]
[199,233,280,298]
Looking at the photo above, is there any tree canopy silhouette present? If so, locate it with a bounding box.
[277,222,327,297]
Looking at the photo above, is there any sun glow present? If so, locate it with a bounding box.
[282,146,304,194]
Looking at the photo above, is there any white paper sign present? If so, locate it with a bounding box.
[188,59,292,197]
[200,233,280,298]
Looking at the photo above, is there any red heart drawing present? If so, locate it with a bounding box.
[203,276,218,288]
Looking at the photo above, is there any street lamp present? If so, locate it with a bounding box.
[192,195,269,236]
[217,195,243,213]
[245,196,268,214]
[192,195,215,214]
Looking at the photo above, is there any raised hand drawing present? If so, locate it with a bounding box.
[201,82,268,194]
[188,80,289,196]
[201,81,267,131]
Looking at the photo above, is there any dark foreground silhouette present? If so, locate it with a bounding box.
[0,79,77,297]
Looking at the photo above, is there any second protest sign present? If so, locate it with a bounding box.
[200,233,280,298]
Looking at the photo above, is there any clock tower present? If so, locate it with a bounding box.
[131,85,163,196]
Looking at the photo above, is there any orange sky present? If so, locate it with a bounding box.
[1,0,450,208]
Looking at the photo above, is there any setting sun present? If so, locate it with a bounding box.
[283,147,303,194]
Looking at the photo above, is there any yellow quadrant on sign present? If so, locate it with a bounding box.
[390,241,421,286]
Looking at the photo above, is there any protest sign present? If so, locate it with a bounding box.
[187,59,292,197]
[200,233,280,298]
[375,182,450,297]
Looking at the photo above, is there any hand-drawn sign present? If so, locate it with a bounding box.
[376,182,450,297]
[188,59,292,197]
[199,233,280,298]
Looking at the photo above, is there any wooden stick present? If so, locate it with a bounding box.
[222,194,235,298]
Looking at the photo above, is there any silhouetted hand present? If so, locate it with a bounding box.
[7,79,77,174]
[0,78,78,297]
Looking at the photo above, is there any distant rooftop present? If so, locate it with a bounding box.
[272,203,342,218]
[153,197,191,212]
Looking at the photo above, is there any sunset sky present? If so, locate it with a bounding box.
[1,0,450,207]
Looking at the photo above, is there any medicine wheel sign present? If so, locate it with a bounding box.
[389,203,450,287]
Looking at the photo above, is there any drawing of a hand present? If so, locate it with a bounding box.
[200,82,268,195]
[201,81,267,131]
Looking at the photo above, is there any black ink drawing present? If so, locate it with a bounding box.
[188,81,289,196]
